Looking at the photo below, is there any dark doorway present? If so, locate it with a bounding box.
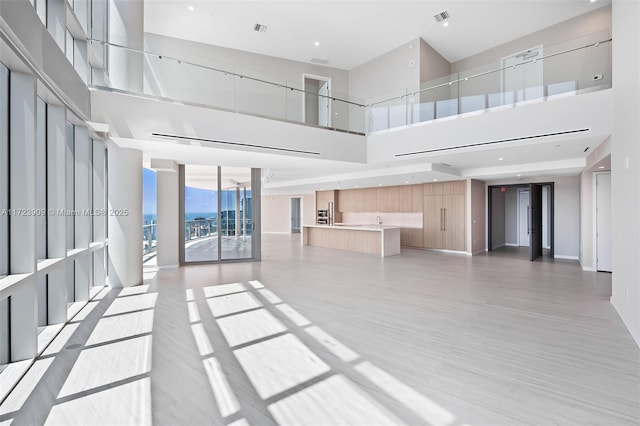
[488,183,554,261]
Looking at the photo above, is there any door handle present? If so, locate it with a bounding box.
[440,208,443,231]
[527,206,530,235]
[443,208,446,231]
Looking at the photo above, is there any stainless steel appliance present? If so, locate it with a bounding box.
[317,209,328,224]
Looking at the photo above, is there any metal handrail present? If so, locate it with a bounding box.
[87,39,368,108]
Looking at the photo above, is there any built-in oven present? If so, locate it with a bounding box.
[317,209,328,224]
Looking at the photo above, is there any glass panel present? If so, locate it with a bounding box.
[184,165,219,263]
[221,167,252,260]
[0,63,8,278]
[142,167,157,262]
[36,0,47,25]
[36,98,47,261]
[65,30,74,64]
[36,98,48,327]
[65,122,74,251]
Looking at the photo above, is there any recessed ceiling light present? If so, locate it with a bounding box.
[314,41,320,46]
[590,0,597,3]
[598,166,605,169]
[517,174,522,177]
[378,183,382,186]
[498,157,504,161]
[433,178,438,182]
[188,5,194,11]
[405,181,409,184]
[443,21,449,27]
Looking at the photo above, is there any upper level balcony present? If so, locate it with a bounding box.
[89,31,611,137]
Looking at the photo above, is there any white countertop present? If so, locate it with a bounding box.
[303,224,400,232]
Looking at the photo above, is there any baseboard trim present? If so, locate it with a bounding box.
[157,264,179,270]
[504,243,518,247]
[424,248,468,256]
[554,255,579,261]
[581,266,596,272]
[262,231,292,235]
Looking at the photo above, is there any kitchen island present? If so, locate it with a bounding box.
[302,224,401,257]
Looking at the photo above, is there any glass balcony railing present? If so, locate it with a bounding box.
[89,30,611,136]
[184,218,253,243]
[369,31,611,132]
[88,39,367,134]
[143,222,156,255]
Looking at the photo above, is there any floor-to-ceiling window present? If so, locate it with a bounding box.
[36,97,48,329]
[142,167,157,263]
[182,166,258,263]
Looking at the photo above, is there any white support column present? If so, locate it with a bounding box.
[107,142,142,288]
[151,159,179,268]
[93,141,107,286]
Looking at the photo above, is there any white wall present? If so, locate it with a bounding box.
[491,188,506,248]
[611,0,640,347]
[450,6,612,96]
[553,177,580,259]
[261,194,315,233]
[469,179,486,254]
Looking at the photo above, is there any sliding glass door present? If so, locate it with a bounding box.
[183,165,258,263]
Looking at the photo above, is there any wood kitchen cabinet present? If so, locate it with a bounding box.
[376,186,399,212]
[422,181,466,251]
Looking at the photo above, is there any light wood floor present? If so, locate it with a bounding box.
[1,234,638,425]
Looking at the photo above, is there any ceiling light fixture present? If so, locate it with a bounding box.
[433,178,438,182]
[498,157,504,161]
[314,41,320,46]
[188,5,194,11]
[443,21,449,27]
[598,166,605,169]
[517,174,522,177]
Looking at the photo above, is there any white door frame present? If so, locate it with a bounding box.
[289,196,303,234]
[302,73,332,127]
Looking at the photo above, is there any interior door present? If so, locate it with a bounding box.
[596,173,612,272]
[423,195,443,249]
[442,194,466,251]
[318,80,330,127]
[502,46,543,102]
[529,184,543,261]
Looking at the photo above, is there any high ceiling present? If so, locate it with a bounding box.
[144,0,610,70]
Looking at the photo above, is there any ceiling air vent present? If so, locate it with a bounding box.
[434,11,450,22]
[254,23,268,33]
[310,57,329,65]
